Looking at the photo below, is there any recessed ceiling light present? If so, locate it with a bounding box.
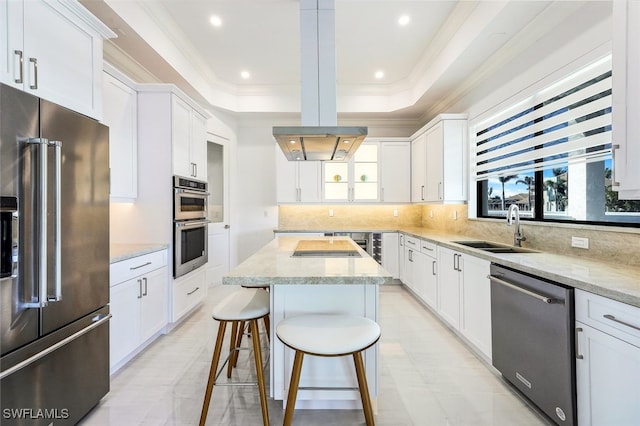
[240,70,250,79]
[375,71,384,79]
[209,15,222,27]
[398,15,410,26]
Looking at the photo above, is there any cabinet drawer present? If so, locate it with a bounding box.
[111,250,168,286]
[576,289,640,347]
[404,235,420,250]
[172,269,206,322]
[420,240,437,256]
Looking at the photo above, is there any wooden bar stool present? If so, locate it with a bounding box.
[276,313,381,426]
[199,287,270,426]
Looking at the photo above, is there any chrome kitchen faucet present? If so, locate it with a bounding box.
[507,204,526,247]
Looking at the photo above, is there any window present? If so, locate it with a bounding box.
[473,55,640,226]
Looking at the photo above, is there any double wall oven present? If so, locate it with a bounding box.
[173,176,209,278]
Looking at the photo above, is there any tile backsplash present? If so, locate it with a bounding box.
[278,204,640,267]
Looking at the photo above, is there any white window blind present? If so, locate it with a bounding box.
[473,55,612,180]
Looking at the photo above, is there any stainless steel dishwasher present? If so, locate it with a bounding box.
[489,264,576,425]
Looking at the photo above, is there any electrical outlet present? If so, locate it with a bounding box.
[429,210,434,218]
[453,210,458,220]
[571,236,589,249]
[393,208,398,217]
[329,209,334,217]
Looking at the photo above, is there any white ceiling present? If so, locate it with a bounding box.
[81,0,612,124]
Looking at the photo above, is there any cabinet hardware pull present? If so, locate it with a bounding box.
[187,287,200,296]
[438,182,443,200]
[432,260,436,276]
[421,185,425,201]
[130,261,152,270]
[137,279,143,299]
[487,275,561,304]
[29,57,38,90]
[575,327,584,360]
[142,277,148,296]
[603,314,640,332]
[14,50,23,83]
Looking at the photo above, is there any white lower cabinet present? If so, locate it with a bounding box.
[436,246,492,359]
[459,255,491,359]
[575,289,640,425]
[172,268,207,323]
[437,246,462,329]
[110,250,169,373]
[381,232,399,279]
[418,240,438,310]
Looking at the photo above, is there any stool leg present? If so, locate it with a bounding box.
[283,350,305,426]
[226,321,239,378]
[230,321,245,369]
[353,351,375,426]
[199,320,228,426]
[263,314,270,342]
[250,319,270,426]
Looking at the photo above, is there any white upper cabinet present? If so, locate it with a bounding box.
[0,0,114,119]
[102,67,137,199]
[171,94,208,181]
[411,133,427,202]
[612,0,640,199]
[411,114,468,203]
[323,142,379,202]
[380,141,411,203]
[275,147,321,203]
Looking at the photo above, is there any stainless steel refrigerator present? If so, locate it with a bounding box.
[1,83,110,425]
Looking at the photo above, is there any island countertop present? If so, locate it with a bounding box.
[223,236,394,286]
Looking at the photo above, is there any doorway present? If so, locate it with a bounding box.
[206,136,230,287]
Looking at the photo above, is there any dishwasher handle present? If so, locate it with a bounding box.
[487,274,562,304]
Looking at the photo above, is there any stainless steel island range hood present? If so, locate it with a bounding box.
[274,0,367,161]
[273,125,367,161]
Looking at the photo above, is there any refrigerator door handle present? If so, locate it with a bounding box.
[0,313,112,380]
[24,138,49,308]
[48,140,62,302]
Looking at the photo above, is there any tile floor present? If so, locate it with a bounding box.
[80,285,549,425]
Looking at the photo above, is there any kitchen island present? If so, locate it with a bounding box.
[223,236,393,409]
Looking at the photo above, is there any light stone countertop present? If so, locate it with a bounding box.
[110,243,169,264]
[223,236,393,286]
[275,227,640,308]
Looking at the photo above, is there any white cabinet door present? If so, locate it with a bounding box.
[411,249,428,302]
[109,278,141,368]
[172,268,206,322]
[276,147,298,203]
[381,232,399,279]
[576,322,640,426]
[398,234,406,282]
[276,147,321,203]
[403,245,415,292]
[437,246,460,329]
[0,0,23,90]
[411,134,427,202]
[297,161,321,202]
[139,266,168,342]
[190,111,208,181]
[425,123,444,202]
[380,142,411,202]
[612,0,640,199]
[172,94,192,178]
[102,71,137,199]
[1,0,111,119]
[422,253,438,310]
[460,255,492,359]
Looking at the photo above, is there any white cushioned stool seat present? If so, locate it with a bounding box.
[276,314,380,355]
[276,313,381,426]
[211,287,269,321]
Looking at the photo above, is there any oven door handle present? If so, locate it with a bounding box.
[487,275,562,304]
[175,188,210,197]
[175,220,210,229]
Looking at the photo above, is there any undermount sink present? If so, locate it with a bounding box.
[453,241,539,254]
